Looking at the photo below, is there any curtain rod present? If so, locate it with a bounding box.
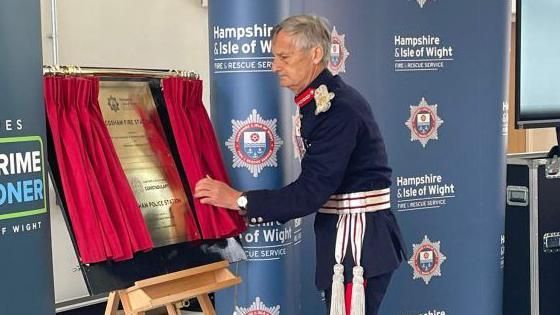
[42,65,200,79]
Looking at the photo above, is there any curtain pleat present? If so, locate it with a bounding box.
[44,76,153,263]
[163,77,246,239]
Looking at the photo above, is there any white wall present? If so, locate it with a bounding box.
[40,0,211,108]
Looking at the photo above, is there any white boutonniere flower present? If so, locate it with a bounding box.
[313,84,335,116]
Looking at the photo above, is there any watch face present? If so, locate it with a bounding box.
[238,195,248,208]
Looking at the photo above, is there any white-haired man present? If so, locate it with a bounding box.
[195,15,405,315]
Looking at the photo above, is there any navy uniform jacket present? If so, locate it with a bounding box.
[245,69,406,290]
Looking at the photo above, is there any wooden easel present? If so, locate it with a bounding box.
[104,260,241,315]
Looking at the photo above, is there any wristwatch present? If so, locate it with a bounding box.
[236,192,248,215]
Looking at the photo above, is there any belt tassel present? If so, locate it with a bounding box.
[330,263,346,315]
[350,266,365,315]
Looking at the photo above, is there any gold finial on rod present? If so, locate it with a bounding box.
[44,64,62,75]
[63,65,81,75]
[169,69,200,80]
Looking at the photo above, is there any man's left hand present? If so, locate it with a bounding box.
[194,176,242,210]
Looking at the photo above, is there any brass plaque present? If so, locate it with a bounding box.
[98,80,195,247]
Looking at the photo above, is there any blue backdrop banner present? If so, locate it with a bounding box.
[209,0,510,314]
[297,0,511,314]
[0,1,55,314]
[208,1,315,314]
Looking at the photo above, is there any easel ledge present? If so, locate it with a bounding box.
[104,260,241,315]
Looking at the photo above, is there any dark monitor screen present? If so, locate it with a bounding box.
[516,0,560,128]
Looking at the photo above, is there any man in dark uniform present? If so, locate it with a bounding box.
[195,15,406,315]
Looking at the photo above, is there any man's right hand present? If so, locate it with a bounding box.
[194,176,242,211]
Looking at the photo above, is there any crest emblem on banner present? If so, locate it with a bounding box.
[328,27,350,75]
[233,297,280,315]
[408,235,447,284]
[414,0,433,8]
[226,109,283,177]
[405,97,444,148]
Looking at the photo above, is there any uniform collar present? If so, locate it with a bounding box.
[294,69,334,109]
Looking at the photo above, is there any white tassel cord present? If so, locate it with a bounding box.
[350,213,366,315]
[330,263,346,315]
[350,266,365,315]
[330,214,350,315]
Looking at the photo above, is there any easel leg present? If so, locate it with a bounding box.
[165,303,179,315]
[104,291,120,315]
[196,294,216,315]
[118,290,134,315]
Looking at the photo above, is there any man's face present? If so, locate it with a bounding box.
[271,30,321,94]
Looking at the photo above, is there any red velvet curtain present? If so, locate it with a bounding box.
[134,102,201,241]
[44,76,153,263]
[87,78,154,253]
[163,77,246,239]
[45,76,107,263]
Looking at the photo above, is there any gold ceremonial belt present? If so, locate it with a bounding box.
[318,188,391,214]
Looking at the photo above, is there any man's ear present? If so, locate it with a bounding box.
[312,46,324,65]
